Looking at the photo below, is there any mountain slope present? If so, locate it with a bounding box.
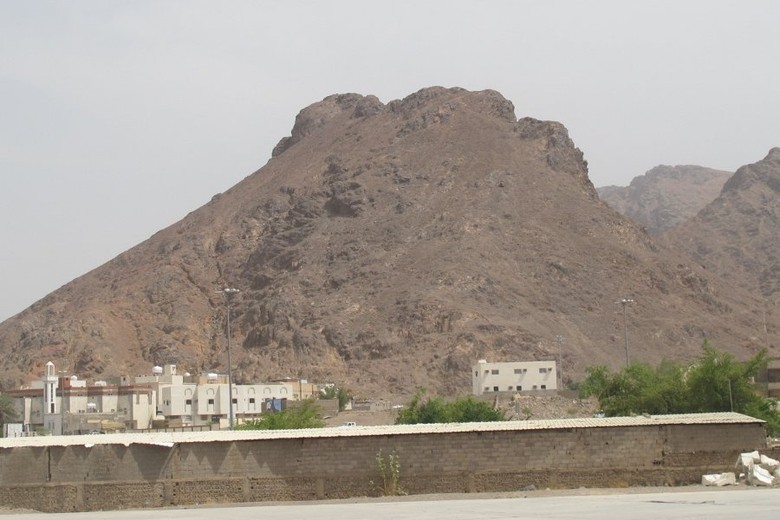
[664,148,780,301]
[0,87,773,397]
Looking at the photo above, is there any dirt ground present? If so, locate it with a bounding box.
[324,409,400,427]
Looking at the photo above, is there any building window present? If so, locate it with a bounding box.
[484,387,490,392]
[484,370,489,375]
[249,398,255,404]
[185,399,192,406]
[532,385,538,390]
[491,369,499,375]
[232,398,237,404]
[541,385,547,390]
[539,368,548,373]
[507,386,514,391]
[518,385,522,391]
[493,386,499,392]
[514,368,521,374]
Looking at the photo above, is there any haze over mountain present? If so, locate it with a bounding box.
[0,88,774,397]
[598,166,731,235]
[664,148,780,302]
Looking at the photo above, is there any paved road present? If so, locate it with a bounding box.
[3,488,779,519]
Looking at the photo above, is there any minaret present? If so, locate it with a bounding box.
[42,361,59,433]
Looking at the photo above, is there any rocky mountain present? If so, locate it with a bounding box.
[0,87,774,398]
[664,148,780,301]
[598,165,731,235]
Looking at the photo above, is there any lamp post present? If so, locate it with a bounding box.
[218,287,240,429]
[618,298,634,367]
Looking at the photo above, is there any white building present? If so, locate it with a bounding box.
[137,365,295,427]
[9,362,302,434]
[472,359,558,396]
[11,362,156,435]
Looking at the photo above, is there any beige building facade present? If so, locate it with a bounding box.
[472,359,558,395]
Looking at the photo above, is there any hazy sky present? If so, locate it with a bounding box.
[1,1,779,321]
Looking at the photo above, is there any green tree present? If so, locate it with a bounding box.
[0,393,17,430]
[578,365,611,401]
[580,362,686,416]
[578,342,780,435]
[395,389,449,424]
[236,399,325,430]
[320,384,353,411]
[449,396,505,422]
[395,388,505,424]
[685,342,765,413]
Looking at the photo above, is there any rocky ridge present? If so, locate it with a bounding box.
[598,165,731,235]
[664,148,780,300]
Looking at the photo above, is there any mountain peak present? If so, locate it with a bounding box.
[722,147,780,195]
[597,165,731,235]
[0,88,773,396]
[667,147,780,298]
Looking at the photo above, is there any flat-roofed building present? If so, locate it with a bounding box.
[472,359,557,395]
[8,362,300,434]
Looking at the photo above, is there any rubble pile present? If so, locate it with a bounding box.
[702,450,780,487]
[503,394,600,420]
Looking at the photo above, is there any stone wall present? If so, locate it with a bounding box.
[0,415,769,512]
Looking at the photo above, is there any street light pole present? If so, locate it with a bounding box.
[218,287,240,430]
[618,298,634,367]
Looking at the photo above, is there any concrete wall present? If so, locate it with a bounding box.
[0,418,769,513]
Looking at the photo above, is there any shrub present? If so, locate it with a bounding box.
[395,388,505,424]
[236,399,325,430]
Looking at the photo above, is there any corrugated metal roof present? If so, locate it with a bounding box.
[0,412,762,449]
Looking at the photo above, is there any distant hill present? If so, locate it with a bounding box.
[598,165,731,235]
[664,148,780,301]
[0,87,774,398]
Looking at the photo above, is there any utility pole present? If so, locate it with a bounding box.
[554,335,565,390]
[58,368,69,435]
[618,298,634,367]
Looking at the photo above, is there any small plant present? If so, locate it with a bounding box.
[374,449,403,496]
[521,406,533,420]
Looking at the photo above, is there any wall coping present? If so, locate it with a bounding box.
[0,412,763,449]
